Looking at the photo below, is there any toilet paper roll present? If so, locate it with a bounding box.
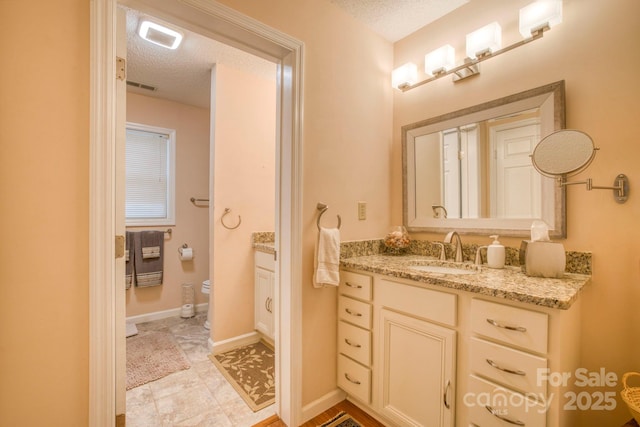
[179,247,193,261]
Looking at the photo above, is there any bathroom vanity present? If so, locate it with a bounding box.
[254,239,276,342]
[337,254,589,427]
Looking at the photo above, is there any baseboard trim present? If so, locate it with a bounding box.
[208,331,261,354]
[301,388,347,424]
[126,303,208,324]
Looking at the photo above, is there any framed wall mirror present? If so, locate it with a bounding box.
[402,81,566,237]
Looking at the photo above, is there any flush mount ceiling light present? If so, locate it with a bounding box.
[392,0,562,91]
[138,20,183,50]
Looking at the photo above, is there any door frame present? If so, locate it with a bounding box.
[89,1,304,425]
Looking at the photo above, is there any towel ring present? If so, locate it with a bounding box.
[221,208,241,230]
[316,203,341,231]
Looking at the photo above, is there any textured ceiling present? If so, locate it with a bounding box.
[124,1,468,108]
[330,0,469,42]
[124,7,276,109]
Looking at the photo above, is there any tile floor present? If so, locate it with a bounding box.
[126,313,276,426]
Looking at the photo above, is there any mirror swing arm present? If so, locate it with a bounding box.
[558,174,629,204]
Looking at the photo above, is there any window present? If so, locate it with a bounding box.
[125,123,176,226]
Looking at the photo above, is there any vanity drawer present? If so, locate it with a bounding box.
[471,299,548,354]
[377,278,457,326]
[338,321,371,366]
[467,374,547,427]
[338,296,372,330]
[340,270,372,301]
[470,337,547,397]
[337,354,371,404]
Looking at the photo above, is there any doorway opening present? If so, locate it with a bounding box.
[121,4,278,423]
[89,1,304,425]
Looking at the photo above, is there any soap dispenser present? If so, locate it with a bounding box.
[487,235,505,269]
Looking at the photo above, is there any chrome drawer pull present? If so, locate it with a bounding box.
[345,308,362,317]
[486,359,526,376]
[485,405,525,426]
[486,318,527,333]
[344,338,361,348]
[344,373,361,385]
[345,282,363,289]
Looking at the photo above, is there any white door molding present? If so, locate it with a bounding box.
[89,1,304,425]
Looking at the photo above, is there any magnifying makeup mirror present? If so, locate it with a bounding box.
[531,130,629,203]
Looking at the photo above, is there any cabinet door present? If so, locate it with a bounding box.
[255,266,274,339]
[378,309,456,427]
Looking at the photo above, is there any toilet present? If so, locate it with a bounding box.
[202,280,212,330]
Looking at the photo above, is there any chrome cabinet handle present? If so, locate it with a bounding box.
[486,359,526,376]
[344,338,361,348]
[345,282,363,289]
[265,298,270,312]
[345,308,362,317]
[443,380,451,409]
[485,405,525,426]
[344,373,361,385]
[486,318,527,332]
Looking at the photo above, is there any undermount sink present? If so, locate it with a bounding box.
[409,264,479,275]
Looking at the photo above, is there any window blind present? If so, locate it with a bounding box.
[125,128,171,221]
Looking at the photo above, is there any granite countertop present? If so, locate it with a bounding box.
[251,231,276,254]
[253,241,275,254]
[340,254,590,310]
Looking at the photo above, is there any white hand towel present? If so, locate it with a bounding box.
[313,227,341,288]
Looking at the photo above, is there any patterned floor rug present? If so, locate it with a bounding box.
[209,341,275,411]
[126,330,191,390]
[318,411,362,427]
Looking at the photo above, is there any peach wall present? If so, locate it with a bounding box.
[215,0,394,404]
[125,93,210,316]
[0,1,90,426]
[393,0,640,425]
[210,63,276,341]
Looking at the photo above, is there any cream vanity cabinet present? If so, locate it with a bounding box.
[337,271,456,427]
[254,250,275,341]
[338,268,582,427]
[337,271,374,403]
[467,299,549,426]
[465,298,581,427]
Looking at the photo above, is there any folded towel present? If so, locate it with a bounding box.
[125,231,136,289]
[134,230,164,287]
[313,227,341,288]
[142,246,161,259]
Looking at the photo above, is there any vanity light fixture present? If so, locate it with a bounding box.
[392,62,418,90]
[424,45,456,76]
[392,0,562,91]
[466,22,502,59]
[519,0,563,38]
[138,20,183,50]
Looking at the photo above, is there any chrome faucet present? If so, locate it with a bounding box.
[444,231,463,263]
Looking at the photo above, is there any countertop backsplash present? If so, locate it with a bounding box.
[340,238,591,275]
[251,233,591,275]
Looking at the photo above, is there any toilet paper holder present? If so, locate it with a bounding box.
[178,244,194,260]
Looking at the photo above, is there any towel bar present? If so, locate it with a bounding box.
[316,203,341,231]
[190,197,210,206]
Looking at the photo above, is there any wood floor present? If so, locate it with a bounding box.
[252,400,386,427]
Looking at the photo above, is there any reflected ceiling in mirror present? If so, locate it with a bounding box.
[403,81,566,237]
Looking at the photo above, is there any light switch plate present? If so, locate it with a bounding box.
[358,201,366,220]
